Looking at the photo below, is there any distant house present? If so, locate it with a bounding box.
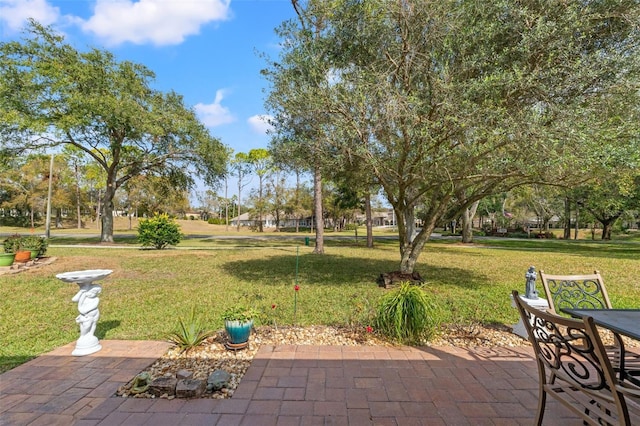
[230,213,313,229]
[230,213,279,228]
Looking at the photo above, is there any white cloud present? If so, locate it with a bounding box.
[81,0,230,46]
[248,114,273,135]
[0,0,60,32]
[195,89,235,128]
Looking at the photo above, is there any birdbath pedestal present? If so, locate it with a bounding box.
[56,269,112,356]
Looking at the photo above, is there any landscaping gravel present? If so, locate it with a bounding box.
[116,323,528,399]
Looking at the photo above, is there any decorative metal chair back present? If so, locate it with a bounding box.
[540,270,611,315]
[512,290,633,425]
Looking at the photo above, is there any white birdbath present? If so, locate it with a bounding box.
[56,269,112,356]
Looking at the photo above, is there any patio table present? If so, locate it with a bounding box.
[562,308,640,387]
[561,308,640,341]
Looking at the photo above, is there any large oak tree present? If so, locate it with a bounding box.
[0,21,228,242]
[265,0,640,272]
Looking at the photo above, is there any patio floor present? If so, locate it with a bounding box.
[0,340,586,425]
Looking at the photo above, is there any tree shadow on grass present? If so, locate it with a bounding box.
[470,238,640,260]
[96,319,121,339]
[0,355,34,374]
[222,252,483,289]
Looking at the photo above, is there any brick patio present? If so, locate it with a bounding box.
[0,340,586,425]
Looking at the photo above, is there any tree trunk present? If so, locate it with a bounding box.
[574,202,579,240]
[95,189,101,230]
[365,191,373,248]
[396,192,450,273]
[75,163,82,229]
[602,220,614,240]
[399,217,437,273]
[100,182,116,243]
[563,197,571,239]
[396,203,416,272]
[237,177,242,232]
[258,175,264,232]
[313,165,324,254]
[295,170,300,233]
[225,176,229,232]
[461,200,480,243]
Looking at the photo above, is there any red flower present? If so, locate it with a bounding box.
[366,326,373,333]
[271,304,276,309]
[294,285,300,292]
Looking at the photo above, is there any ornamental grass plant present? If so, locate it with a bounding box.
[374,282,439,344]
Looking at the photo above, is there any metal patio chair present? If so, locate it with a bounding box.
[540,270,611,314]
[540,270,640,384]
[512,290,640,425]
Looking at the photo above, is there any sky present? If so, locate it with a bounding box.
[0,0,299,199]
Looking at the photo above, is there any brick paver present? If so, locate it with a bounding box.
[0,340,594,425]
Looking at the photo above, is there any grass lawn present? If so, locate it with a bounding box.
[1,222,639,374]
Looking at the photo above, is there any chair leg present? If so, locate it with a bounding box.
[535,388,547,426]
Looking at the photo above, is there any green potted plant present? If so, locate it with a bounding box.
[2,235,30,263]
[20,235,48,259]
[0,252,15,267]
[221,306,257,350]
[3,234,22,253]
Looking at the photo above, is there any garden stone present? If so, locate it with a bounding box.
[176,369,193,380]
[207,369,231,391]
[176,379,206,398]
[149,376,177,397]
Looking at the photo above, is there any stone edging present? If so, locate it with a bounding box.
[0,256,57,276]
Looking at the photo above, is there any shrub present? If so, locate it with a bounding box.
[3,234,22,253]
[20,235,48,257]
[221,306,257,323]
[167,307,214,353]
[137,213,183,249]
[374,282,439,344]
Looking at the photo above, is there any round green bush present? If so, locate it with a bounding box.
[137,213,183,249]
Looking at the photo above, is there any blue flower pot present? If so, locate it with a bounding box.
[224,320,253,344]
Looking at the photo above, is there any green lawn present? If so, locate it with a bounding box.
[1,234,639,373]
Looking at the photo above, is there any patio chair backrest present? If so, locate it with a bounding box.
[512,290,632,424]
[540,270,611,315]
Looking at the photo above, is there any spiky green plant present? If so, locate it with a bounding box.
[374,282,439,344]
[167,307,214,353]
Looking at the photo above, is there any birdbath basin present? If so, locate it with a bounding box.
[56,269,113,356]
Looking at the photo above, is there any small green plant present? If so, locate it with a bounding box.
[20,235,48,257]
[137,213,183,249]
[374,282,439,344]
[221,306,257,323]
[167,307,214,353]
